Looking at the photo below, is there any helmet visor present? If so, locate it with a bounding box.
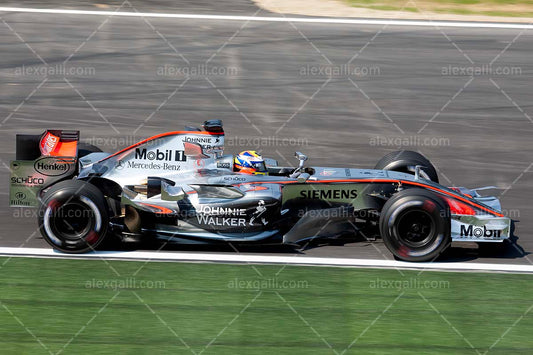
[251,161,267,173]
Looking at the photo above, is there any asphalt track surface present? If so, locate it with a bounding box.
[0,2,532,265]
[0,1,264,15]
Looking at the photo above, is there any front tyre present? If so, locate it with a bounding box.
[379,188,450,262]
[374,150,439,183]
[38,180,109,253]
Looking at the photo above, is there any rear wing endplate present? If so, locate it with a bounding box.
[10,130,79,207]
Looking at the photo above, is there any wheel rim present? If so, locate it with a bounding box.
[50,201,95,241]
[396,209,435,248]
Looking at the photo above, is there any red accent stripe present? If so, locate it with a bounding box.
[242,185,269,191]
[400,181,504,217]
[139,203,174,215]
[98,131,224,163]
[234,178,398,186]
[443,196,476,215]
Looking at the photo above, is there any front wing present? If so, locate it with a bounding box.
[451,215,511,242]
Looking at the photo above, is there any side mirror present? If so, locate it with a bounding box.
[289,152,308,179]
[295,151,308,162]
[294,151,308,172]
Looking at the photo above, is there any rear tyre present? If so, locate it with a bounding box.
[78,142,102,158]
[374,150,439,183]
[379,188,450,262]
[38,180,109,253]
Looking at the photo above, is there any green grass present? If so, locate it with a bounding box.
[344,0,533,18]
[433,8,533,17]
[1,257,533,354]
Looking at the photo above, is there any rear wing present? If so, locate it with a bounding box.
[10,130,79,207]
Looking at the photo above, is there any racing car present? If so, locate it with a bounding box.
[9,120,511,261]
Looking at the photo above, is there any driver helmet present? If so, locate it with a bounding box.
[234,151,268,175]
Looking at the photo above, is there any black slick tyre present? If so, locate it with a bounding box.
[379,188,450,262]
[38,180,109,253]
[374,150,439,183]
[77,143,102,158]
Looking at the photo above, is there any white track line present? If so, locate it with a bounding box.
[0,7,532,29]
[0,247,532,273]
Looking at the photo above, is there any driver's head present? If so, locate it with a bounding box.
[234,151,268,175]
